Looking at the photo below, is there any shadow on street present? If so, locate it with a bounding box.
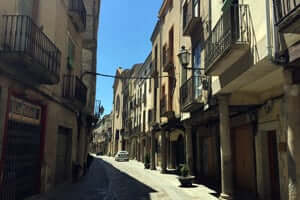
[99,158,158,200]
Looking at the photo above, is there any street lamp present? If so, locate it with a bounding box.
[177,46,204,71]
[177,46,191,68]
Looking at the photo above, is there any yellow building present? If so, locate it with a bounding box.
[0,0,100,198]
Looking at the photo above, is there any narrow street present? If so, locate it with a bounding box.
[31,155,218,200]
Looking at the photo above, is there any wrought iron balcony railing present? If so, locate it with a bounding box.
[273,0,300,32]
[69,0,87,32]
[204,5,251,73]
[180,76,203,112]
[183,0,201,36]
[0,15,61,84]
[63,75,87,107]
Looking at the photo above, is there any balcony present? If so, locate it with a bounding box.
[68,0,87,32]
[125,119,132,133]
[82,15,96,49]
[163,48,174,72]
[82,0,99,49]
[62,75,87,108]
[180,76,203,112]
[274,0,300,33]
[183,0,202,36]
[160,95,174,118]
[205,5,251,76]
[0,15,61,84]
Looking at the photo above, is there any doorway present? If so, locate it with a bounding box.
[267,131,281,200]
[231,125,256,196]
[175,135,185,168]
[55,127,72,185]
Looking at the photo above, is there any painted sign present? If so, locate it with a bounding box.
[9,97,41,125]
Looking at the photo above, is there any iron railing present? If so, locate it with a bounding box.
[273,0,300,24]
[204,5,251,70]
[180,76,202,109]
[0,15,61,77]
[69,0,87,30]
[63,75,87,105]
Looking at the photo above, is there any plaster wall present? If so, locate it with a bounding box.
[256,99,288,200]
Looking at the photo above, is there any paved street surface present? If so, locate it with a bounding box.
[30,155,218,200]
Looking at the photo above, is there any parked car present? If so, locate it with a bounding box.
[115,151,129,162]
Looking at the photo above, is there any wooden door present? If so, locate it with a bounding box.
[232,125,256,194]
[55,127,71,185]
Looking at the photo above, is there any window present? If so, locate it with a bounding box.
[193,42,202,99]
[193,42,202,70]
[183,2,188,29]
[169,0,173,10]
[67,38,75,69]
[162,85,166,97]
[163,44,167,66]
[116,95,120,117]
[182,67,187,84]
[149,75,152,92]
[143,111,146,129]
[148,110,153,124]
[193,0,199,18]
[168,27,174,63]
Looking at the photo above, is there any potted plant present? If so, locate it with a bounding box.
[144,153,150,169]
[177,164,195,187]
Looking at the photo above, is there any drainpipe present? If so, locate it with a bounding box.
[265,0,273,58]
[266,0,287,65]
[209,0,212,31]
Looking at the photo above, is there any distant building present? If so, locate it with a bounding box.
[92,113,113,155]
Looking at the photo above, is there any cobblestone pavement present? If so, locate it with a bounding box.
[30,155,219,200]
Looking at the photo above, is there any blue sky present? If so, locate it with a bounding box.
[96,1,162,115]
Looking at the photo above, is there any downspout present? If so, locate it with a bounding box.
[209,0,212,31]
[265,0,273,59]
[266,0,286,65]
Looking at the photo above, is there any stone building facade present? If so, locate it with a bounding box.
[0,0,100,199]
[110,0,300,200]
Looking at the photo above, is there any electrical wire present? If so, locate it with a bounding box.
[81,71,175,80]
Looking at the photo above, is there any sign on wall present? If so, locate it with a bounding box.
[9,97,41,125]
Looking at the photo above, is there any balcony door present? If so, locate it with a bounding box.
[192,42,202,99]
[222,0,239,40]
[193,0,200,18]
